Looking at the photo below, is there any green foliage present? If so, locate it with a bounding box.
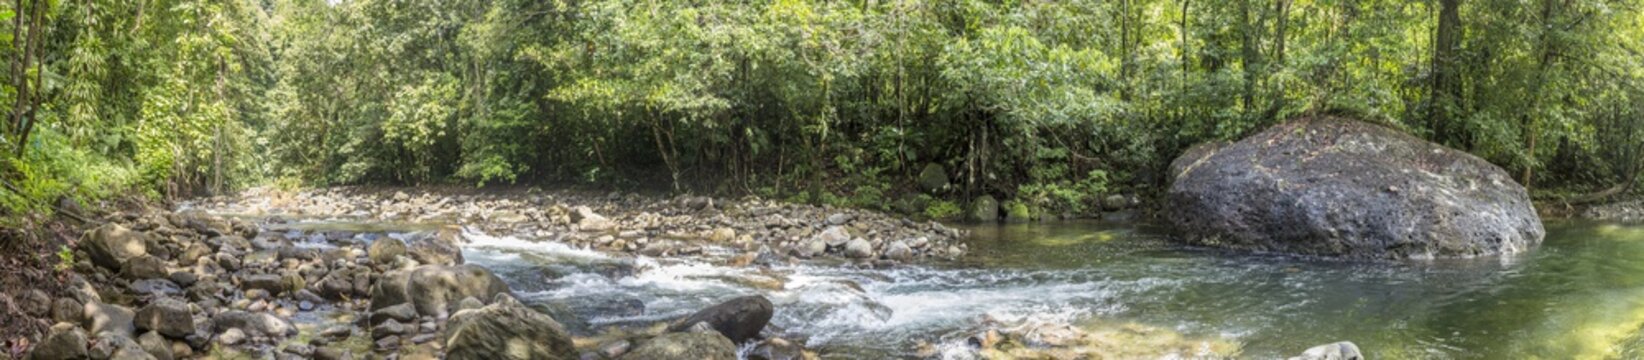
[924,200,963,220]
[55,245,73,271]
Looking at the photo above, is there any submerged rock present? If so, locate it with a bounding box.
[1167,117,1544,259]
[620,332,737,360]
[1288,341,1363,360]
[666,295,773,344]
[443,294,576,360]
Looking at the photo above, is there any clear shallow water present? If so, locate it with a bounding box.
[431,220,1644,359]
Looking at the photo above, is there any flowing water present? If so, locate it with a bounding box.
[276,218,1644,359]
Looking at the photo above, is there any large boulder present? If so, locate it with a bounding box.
[1167,117,1544,259]
[917,163,949,193]
[370,265,511,319]
[968,196,999,222]
[84,302,136,337]
[368,238,407,266]
[83,224,148,270]
[211,310,296,338]
[621,332,737,360]
[666,295,773,344]
[443,295,576,360]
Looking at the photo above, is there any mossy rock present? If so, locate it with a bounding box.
[969,196,999,222]
[917,163,949,193]
[1004,201,1033,223]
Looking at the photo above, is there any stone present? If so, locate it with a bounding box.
[708,227,737,242]
[1167,117,1544,259]
[883,242,913,261]
[372,319,407,339]
[313,347,352,360]
[137,331,174,360]
[826,213,852,226]
[748,337,806,360]
[135,298,194,338]
[85,302,136,337]
[129,279,182,298]
[217,328,245,346]
[404,265,511,319]
[28,323,88,360]
[794,238,826,259]
[1003,201,1032,223]
[19,290,50,317]
[93,332,153,360]
[665,295,773,344]
[368,238,407,266]
[241,274,288,294]
[573,207,615,232]
[815,226,851,248]
[1287,341,1364,360]
[968,196,999,222]
[84,224,148,270]
[211,310,296,338]
[120,256,168,280]
[51,298,83,324]
[1102,194,1129,211]
[407,235,464,266]
[443,295,576,360]
[917,163,949,193]
[370,303,418,326]
[843,238,874,259]
[620,332,737,360]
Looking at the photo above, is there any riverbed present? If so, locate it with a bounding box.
[256,212,1644,359]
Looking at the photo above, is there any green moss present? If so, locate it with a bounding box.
[924,200,962,220]
[1004,201,1034,223]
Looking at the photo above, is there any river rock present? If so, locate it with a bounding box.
[85,302,136,337]
[883,241,914,261]
[404,265,511,319]
[844,238,874,258]
[443,294,576,360]
[1167,117,1544,259]
[621,332,737,360]
[120,256,168,280]
[84,224,148,270]
[574,207,615,232]
[815,226,850,248]
[368,238,407,266]
[19,289,50,317]
[135,298,194,338]
[211,310,296,338]
[666,295,773,344]
[241,274,287,294]
[748,337,806,360]
[969,196,998,222]
[408,233,464,266]
[52,298,83,324]
[29,323,88,360]
[136,331,173,360]
[1102,194,1129,211]
[1287,341,1363,360]
[92,332,153,360]
[918,163,949,193]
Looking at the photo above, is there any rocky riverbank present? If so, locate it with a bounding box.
[190,187,969,264]
[5,186,977,360]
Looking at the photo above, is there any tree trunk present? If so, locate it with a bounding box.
[1431,0,1464,143]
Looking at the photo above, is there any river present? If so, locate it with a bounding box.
[264,217,1644,359]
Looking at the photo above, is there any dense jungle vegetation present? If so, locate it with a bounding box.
[2,0,1643,219]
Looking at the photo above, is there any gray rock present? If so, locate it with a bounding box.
[794,238,826,259]
[129,279,182,298]
[369,303,418,326]
[19,290,51,317]
[443,295,575,360]
[405,265,511,319]
[241,274,287,294]
[51,298,83,324]
[1167,117,1544,259]
[211,310,296,338]
[815,226,851,248]
[917,163,950,193]
[313,347,352,360]
[135,298,194,338]
[826,213,852,226]
[1287,341,1363,360]
[574,207,615,232]
[620,332,736,360]
[84,302,136,337]
[883,242,913,261]
[666,295,772,344]
[367,238,407,266]
[843,238,874,259]
[1101,194,1129,211]
[93,332,154,360]
[371,319,407,340]
[83,224,148,270]
[969,196,999,222]
[216,328,245,346]
[748,337,806,360]
[136,331,173,360]
[28,323,88,360]
[407,233,464,266]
